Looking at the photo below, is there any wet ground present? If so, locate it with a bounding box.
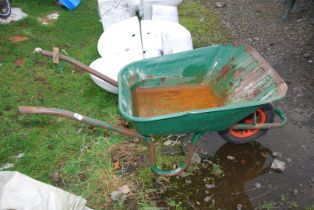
[157,0,314,209]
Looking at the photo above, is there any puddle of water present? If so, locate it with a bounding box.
[157,142,275,209]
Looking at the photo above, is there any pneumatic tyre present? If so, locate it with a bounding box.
[218,104,275,144]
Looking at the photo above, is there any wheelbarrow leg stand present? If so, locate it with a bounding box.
[146,133,203,177]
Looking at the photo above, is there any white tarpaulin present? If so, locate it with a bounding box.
[0,171,91,210]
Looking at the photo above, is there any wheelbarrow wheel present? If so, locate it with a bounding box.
[218,104,275,144]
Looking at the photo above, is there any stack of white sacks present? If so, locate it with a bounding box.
[92,0,193,93]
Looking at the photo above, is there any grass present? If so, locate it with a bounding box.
[258,201,275,210]
[178,0,231,48]
[0,0,123,208]
[211,162,224,177]
[256,194,303,210]
[0,0,230,209]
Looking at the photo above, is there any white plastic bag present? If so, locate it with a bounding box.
[0,171,91,210]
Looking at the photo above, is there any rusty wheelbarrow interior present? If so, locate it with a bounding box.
[118,44,288,136]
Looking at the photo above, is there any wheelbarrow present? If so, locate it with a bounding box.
[19,44,288,176]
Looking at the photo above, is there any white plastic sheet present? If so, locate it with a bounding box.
[0,171,91,210]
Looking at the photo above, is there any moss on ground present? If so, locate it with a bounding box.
[0,0,230,209]
[179,0,231,48]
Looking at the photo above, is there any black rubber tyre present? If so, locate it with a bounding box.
[218,103,275,144]
[0,0,11,19]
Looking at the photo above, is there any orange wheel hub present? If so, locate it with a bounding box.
[229,109,267,138]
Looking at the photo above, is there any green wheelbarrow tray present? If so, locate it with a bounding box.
[19,44,288,177]
[118,44,288,135]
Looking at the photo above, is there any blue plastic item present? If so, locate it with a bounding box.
[59,0,81,10]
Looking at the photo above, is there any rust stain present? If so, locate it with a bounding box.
[160,77,166,83]
[252,87,263,97]
[231,41,241,47]
[215,64,231,82]
[132,84,226,117]
[234,68,244,79]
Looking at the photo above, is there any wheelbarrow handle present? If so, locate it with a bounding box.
[148,133,202,177]
[37,49,118,88]
[18,106,142,139]
[19,106,203,176]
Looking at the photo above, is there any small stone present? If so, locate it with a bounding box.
[272,152,282,158]
[164,140,174,146]
[271,159,286,172]
[205,184,216,189]
[205,190,209,194]
[293,189,298,195]
[118,184,130,194]
[203,159,213,164]
[111,191,122,201]
[204,196,211,202]
[287,158,292,162]
[0,163,14,171]
[192,153,201,164]
[255,182,261,188]
[227,155,235,160]
[308,60,313,64]
[303,53,310,58]
[185,179,192,184]
[215,2,226,8]
[237,204,243,210]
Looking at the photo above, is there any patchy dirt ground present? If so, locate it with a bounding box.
[159,0,314,209]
